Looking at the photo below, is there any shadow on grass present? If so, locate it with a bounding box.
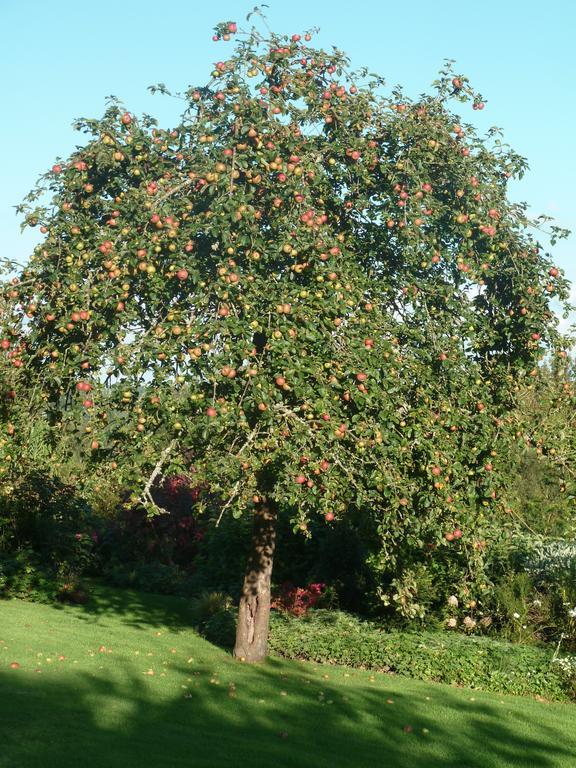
[53,581,196,632]
[1,655,575,768]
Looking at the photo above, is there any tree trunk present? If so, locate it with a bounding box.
[233,501,277,662]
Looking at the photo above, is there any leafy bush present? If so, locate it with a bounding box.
[96,475,204,571]
[182,512,252,597]
[484,536,576,651]
[491,571,535,643]
[202,609,237,648]
[189,591,236,647]
[517,537,576,583]
[101,560,196,596]
[0,470,98,582]
[0,550,61,602]
[0,469,98,602]
[509,449,574,538]
[268,610,571,701]
[190,590,233,624]
[271,582,327,616]
[553,655,576,699]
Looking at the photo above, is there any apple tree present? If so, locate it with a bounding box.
[2,15,571,660]
[0,259,51,477]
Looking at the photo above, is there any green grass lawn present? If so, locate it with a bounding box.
[1,585,576,768]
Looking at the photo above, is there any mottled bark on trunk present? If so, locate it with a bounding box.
[233,502,277,662]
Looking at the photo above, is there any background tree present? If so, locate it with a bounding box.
[507,356,576,537]
[1,14,571,660]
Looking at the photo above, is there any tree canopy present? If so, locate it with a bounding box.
[1,15,571,658]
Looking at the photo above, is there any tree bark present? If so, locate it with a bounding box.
[233,501,277,662]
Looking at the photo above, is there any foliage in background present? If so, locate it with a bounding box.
[508,362,576,537]
[0,468,98,600]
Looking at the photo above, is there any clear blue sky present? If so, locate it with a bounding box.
[2,0,574,316]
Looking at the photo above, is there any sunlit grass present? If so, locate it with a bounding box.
[1,584,575,768]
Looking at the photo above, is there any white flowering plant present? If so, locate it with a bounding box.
[552,654,576,697]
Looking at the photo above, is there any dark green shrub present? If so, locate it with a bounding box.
[510,450,574,537]
[190,590,233,621]
[202,609,238,648]
[184,513,252,596]
[268,610,570,701]
[483,536,576,652]
[0,550,61,602]
[96,475,205,572]
[0,470,98,584]
[189,591,236,647]
[101,560,196,596]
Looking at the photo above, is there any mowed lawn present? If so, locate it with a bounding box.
[1,586,576,768]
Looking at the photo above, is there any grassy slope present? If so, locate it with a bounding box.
[1,585,575,768]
